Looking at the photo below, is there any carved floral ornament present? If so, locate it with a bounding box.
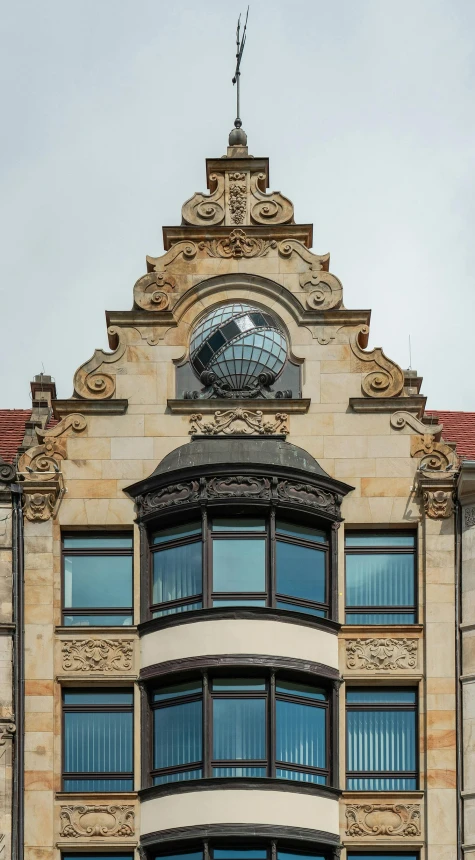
[189,409,289,436]
[59,805,135,838]
[346,638,418,672]
[181,169,294,228]
[62,639,134,673]
[345,803,421,838]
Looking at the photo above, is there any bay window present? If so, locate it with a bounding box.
[152,847,333,860]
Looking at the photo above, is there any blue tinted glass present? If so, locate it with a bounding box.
[276,521,326,543]
[212,519,265,531]
[276,601,326,617]
[153,542,202,605]
[152,522,201,544]
[64,555,132,609]
[276,681,327,700]
[213,698,265,760]
[276,700,326,770]
[63,691,133,704]
[64,711,132,774]
[212,679,265,691]
[153,601,202,618]
[345,533,415,547]
[63,613,133,626]
[213,540,265,592]
[63,536,132,548]
[214,851,267,859]
[347,709,416,780]
[154,700,202,768]
[347,855,418,860]
[153,768,202,785]
[213,599,266,607]
[63,777,133,791]
[279,851,326,860]
[276,769,326,785]
[213,766,266,777]
[154,853,203,860]
[345,611,415,624]
[153,681,202,701]
[276,542,325,603]
[346,554,414,608]
[347,690,416,704]
[63,856,134,860]
[347,777,417,791]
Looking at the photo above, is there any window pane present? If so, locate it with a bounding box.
[276,769,326,785]
[213,540,265,592]
[347,689,416,704]
[63,855,135,860]
[152,522,201,545]
[64,555,132,609]
[276,681,327,701]
[213,766,266,777]
[276,542,325,603]
[153,601,202,618]
[154,700,202,768]
[212,678,265,691]
[64,711,132,773]
[276,601,326,618]
[153,681,202,702]
[63,777,133,792]
[214,850,267,859]
[63,613,133,626]
[153,542,202,604]
[347,776,417,791]
[153,853,203,860]
[63,536,133,548]
[347,855,418,860]
[346,554,414,608]
[213,698,265,760]
[153,768,202,785]
[345,611,415,625]
[63,691,133,704]
[213,599,266,607]
[279,851,327,860]
[345,533,415,547]
[276,700,326,770]
[276,521,326,543]
[347,710,416,775]
[212,519,266,532]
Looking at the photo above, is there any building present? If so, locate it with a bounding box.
[2,127,471,860]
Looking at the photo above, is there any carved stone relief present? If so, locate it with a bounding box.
[59,805,135,838]
[276,480,339,515]
[346,638,418,672]
[411,435,458,470]
[277,240,343,310]
[139,481,201,514]
[181,173,226,226]
[189,409,289,436]
[0,460,15,484]
[62,639,134,673]
[73,328,126,400]
[350,326,404,398]
[345,803,421,838]
[390,411,442,436]
[133,271,177,312]
[465,506,475,528]
[181,170,294,227]
[207,476,271,499]
[417,471,457,520]
[146,241,199,274]
[200,229,277,259]
[228,172,247,224]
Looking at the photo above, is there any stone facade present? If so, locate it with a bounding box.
[3,135,464,860]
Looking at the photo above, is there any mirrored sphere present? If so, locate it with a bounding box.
[189,303,288,392]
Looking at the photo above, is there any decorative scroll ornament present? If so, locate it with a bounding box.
[146,241,199,274]
[390,412,442,436]
[411,435,458,470]
[277,240,343,310]
[73,328,126,400]
[346,638,418,671]
[182,174,225,226]
[200,229,277,259]
[277,480,339,515]
[134,271,177,312]
[208,475,271,499]
[345,803,421,838]
[228,172,247,224]
[0,459,15,483]
[189,409,289,436]
[139,481,201,514]
[0,721,16,746]
[350,326,404,398]
[62,639,134,673]
[250,173,294,225]
[60,805,135,838]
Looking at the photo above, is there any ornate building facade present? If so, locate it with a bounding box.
[1,129,471,860]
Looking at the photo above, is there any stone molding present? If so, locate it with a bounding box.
[59,805,135,838]
[345,637,418,672]
[345,802,421,838]
[189,409,289,437]
[350,326,404,398]
[61,638,134,673]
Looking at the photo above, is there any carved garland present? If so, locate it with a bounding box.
[62,639,134,673]
[350,326,404,398]
[228,172,247,224]
[346,638,418,671]
[345,803,421,838]
[60,805,135,838]
[189,409,289,436]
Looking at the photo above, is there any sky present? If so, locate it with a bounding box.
[1,0,474,410]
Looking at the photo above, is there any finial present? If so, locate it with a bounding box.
[229,7,249,147]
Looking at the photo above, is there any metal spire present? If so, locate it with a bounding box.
[229,7,249,147]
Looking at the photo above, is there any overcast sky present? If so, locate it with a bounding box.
[1,0,474,410]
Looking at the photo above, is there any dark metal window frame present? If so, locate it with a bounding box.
[61,532,134,626]
[62,687,134,791]
[345,686,418,790]
[148,670,332,788]
[151,843,337,860]
[344,531,417,625]
[148,510,330,621]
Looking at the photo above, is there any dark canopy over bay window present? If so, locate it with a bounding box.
[125,437,352,626]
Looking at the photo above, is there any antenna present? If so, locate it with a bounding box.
[232,7,249,131]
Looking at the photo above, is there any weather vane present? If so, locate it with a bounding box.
[232,7,249,131]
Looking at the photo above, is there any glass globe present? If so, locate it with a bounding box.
[189,303,288,393]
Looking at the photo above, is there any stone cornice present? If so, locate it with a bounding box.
[53,399,128,418]
[162,223,314,250]
[350,395,427,415]
[167,398,310,414]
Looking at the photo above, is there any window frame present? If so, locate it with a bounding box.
[62,688,134,792]
[61,532,134,627]
[150,841,337,860]
[345,686,418,791]
[344,530,417,625]
[148,510,331,622]
[148,670,332,788]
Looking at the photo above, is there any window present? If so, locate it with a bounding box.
[63,534,133,626]
[150,516,329,619]
[153,847,331,860]
[151,674,329,786]
[347,855,418,860]
[345,532,416,624]
[346,689,417,790]
[63,856,134,860]
[63,690,133,791]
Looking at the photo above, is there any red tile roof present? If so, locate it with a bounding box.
[0,409,31,463]
[426,411,475,460]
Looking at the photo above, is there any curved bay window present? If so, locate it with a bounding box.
[148,671,332,787]
[150,846,336,860]
[150,515,329,620]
